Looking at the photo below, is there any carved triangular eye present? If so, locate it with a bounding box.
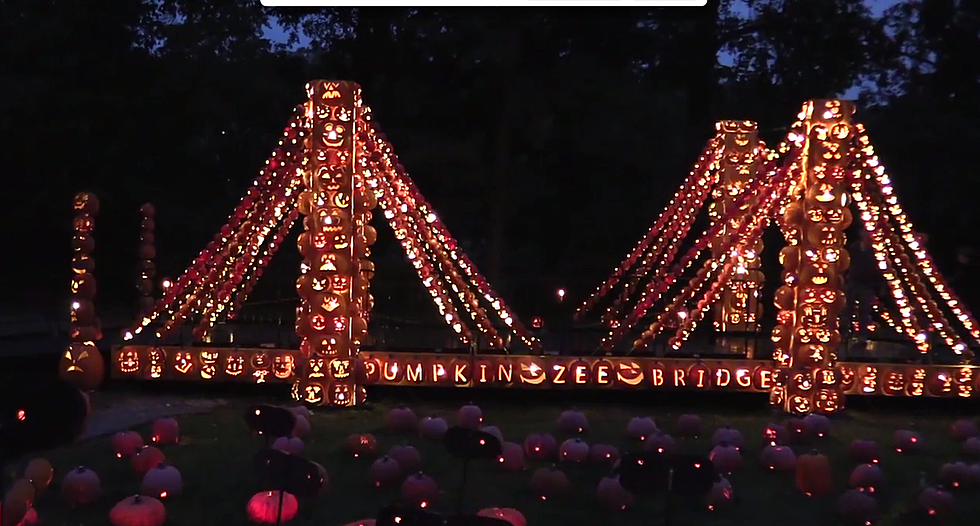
[64,350,72,359]
[78,351,89,359]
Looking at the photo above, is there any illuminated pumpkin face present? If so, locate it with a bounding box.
[814,389,839,413]
[310,314,328,332]
[147,348,166,379]
[304,383,324,405]
[329,359,351,380]
[118,349,141,374]
[328,191,350,209]
[519,360,546,385]
[315,165,345,191]
[225,354,245,376]
[308,358,325,378]
[312,232,330,250]
[321,122,346,148]
[319,294,343,313]
[252,352,270,370]
[330,383,353,406]
[616,362,644,386]
[332,233,349,250]
[73,215,95,235]
[273,354,295,379]
[883,371,905,395]
[200,351,219,380]
[792,372,813,391]
[800,263,832,286]
[789,395,811,414]
[799,303,829,328]
[331,276,349,294]
[174,352,194,374]
[806,224,844,247]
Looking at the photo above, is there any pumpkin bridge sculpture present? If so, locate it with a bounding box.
[59,83,980,413]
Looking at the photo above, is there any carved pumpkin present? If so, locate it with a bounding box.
[272,436,305,456]
[140,464,182,499]
[706,477,734,511]
[849,464,884,493]
[345,433,377,458]
[150,418,179,445]
[919,486,955,518]
[796,450,832,497]
[938,461,970,489]
[589,443,619,466]
[676,414,702,438]
[530,465,570,501]
[835,489,878,525]
[893,429,922,454]
[557,409,588,434]
[369,456,402,487]
[457,403,483,429]
[644,432,676,454]
[59,343,105,391]
[61,466,101,506]
[761,445,797,471]
[23,458,53,492]
[711,425,743,449]
[523,433,557,461]
[131,446,165,477]
[400,472,438,507]
[559,438,589,463]
[476,507,526,526]
[111,431,144,458]
[596,475,633,510]
[388,444,421,472]
[709,442,742,474]
[109,495,166,526]
[951,419,979,442]
[418,417,448,440]
[385,407,418,432]
[846,439,880,464]
[623,416,656,441]
[496,441,525,471]
[246,491,298,524]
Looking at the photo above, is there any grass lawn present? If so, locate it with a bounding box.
[10,394,980,526]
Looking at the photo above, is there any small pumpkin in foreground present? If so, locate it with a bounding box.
[140,464,183,499]
[457,403,483,429]
[796,450,832,497]
[836,489,879,525]
[530,465,570,501]
[23,458,54,492]
[150,417,179,445]
[418,417,448,440]
[676,413,702,438]
[132,446,166,477]
[706,477,734,511]
[246,491,298,524]
[557,409,588,434]
[0,505,38,526]
[369,457,402,487]
[919,486,955,518]
[400,472,438,508]
[596,475,633,510]
[1,479,36,526]
[388,443,422,472]
[477,507,526,526]
[61,466,102,506]
[497,441,525,472]
[848,464,885,493]
[109,495,166,526]
[111,431,144,458]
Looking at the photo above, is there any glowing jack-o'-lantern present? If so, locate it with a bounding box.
[273,354,295,379]
[882,370,905,396]
[321,122,346,147]
[789,395,811,414]
[332,233,350,250]
[302,381,325,405]
[329,383,363,407]
[314,165,344,191]
[73,192,100,214]
[60,342,105,391]
[118,349,141,374]
[519,360,546,385]
[806,224,845,247]
[308,358,326,378]
[799,303,829,328]
[147,348,166,379]
[173,352,194,374]
[200,351,219,379]
[329,359,352,380]
[73,214,96,235]
[814,389,840,413]
[800,263,833,286]
[252,352,270,370]
[225,354,245,376]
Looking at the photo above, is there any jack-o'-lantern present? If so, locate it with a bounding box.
[72,254,95,274]
[805,223,845,247]
[329,358,352,380]
[798,303,829,328]
[146,348,166,379]
[518,359,546,385]
[927,369,955,397]
[70,299,95,325]
[299,380,325,406]
[73,214,96,235]
[173,352,194,375]
[881,370,905,396]
[73,192,100,215]
[199,351,219,379]
[332,233,350,250]
[773,286,796,311]
[800,264,835,287]
[272,354,295,379]
[70,273,97,299]
[813,389,841,413]
[224,353,245,376]
[307,357,326,378]
[906,368,926,397]
[788,394,812,414]
[321,122,346,147]
[116,348,141,375]
[251,352,270,371]
[109,495,166,526]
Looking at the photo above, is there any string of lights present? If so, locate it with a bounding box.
[226,207,302,321]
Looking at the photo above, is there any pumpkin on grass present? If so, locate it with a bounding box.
[707,477,734,511]
[919,486,955,518]
[848,464,884,493]
[497,442,525,472]
[589,443,619,466]
[530,465,570,501]
[457,403,483,429]
[292,415,310,438]
[708,442,742,474]
[150,418,179,445]
[132,446,166,477]
[481,425,503,442]
[626,416,657,440]
[836,489,879,525]
[23,458,54,492]
[938,462,969,489]
[796,450,832,497]
[140,464,183,498]
[369,457,402,487]
[418,417,448,440]
[557,409,588,434]
[559,438,589,463]
[676,413,702,438]
[109,495,166,526]
[385,407,418,432]
[1,479,36,526]
[0,504,38,526]
[523,433,557,460]
[400,472,438,507]
[477,507,526,526]
[388,443,422,472]
[111,431,144,458]
[272,436,305,456]
[596,475,633,510]
[246,491,298,524]
[61,466,102,506]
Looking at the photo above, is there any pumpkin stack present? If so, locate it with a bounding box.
[137,203,157,317]
[61,191,105,392]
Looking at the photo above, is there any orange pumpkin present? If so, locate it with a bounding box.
[23,459,53,492]
[477,507,526,526]
[1,478,36,526]
[796,450,832,497]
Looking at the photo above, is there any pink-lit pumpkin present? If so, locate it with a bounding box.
[457,404,483,429]
[385,407,418,432]
[340,520,376,526]
[709,442,742,474]
[761,445,796,471]
[61,466,101,506]
[272,436,305,456]
[919,486,955,518]
[418,417,448,440]
[370,457,402,487]
[938,462,970,489]
[111,431,144,458]
[644,432,676,454]
[706,477,734,511]
[961,436,980,458]
[0,505,38,526]
[400,472,438,507]
[530,465,570,501]
[150,418,179,445]
[388,444,421,472]
[836,488,878,525]
[559,438,589,463]
[847,439,881,464]
[289,406,311,421]
[676,413,702,438]
[849,463,885,493]
[481,425,503,442]
[140,464,182,499]
[131,446,165,477]
[477,507,526,526]
[802,413,831,438]
[0,483,35,526]
[786,418,814,443]
[23,458,53,492]
[557,409,588,434]
[596,475,633,510]
[496,442,525,471]
[951,419,979,442]
[711,426,742,449]
[292,415,310,438]
[626,417,657,440]
[109,495,166,526]
[764,423,788,446]
[246,491,298,524]
[589,443,619,466]
[524,433,557,461]
[893,429,922,454]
